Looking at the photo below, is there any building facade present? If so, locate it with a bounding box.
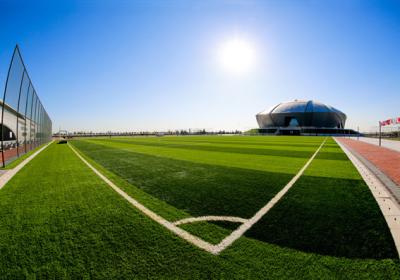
[256,100,348,135]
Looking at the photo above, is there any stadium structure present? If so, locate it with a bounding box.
[256,100,356,135]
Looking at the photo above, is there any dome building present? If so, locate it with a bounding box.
[256,100,348,135]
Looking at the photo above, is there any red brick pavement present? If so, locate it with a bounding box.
[338,138,400,186]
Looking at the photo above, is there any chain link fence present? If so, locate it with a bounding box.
[1,45,52,167]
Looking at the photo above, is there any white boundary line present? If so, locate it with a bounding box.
[0,141,53,190]
[173,216,247,226]
[69,138,326,255]
[335,138,400,257]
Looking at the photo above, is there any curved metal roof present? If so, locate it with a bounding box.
[266,100,345,116]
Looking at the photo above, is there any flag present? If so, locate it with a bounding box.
[380,119,393,126]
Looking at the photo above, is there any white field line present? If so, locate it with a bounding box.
[68,143,219,254]
[212,137,327,254]
[0,141,53,190]
[173,216,247,226]
[69,138,326,255]
[334,138,400,257]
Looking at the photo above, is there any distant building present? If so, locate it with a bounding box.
[256,100,348,135]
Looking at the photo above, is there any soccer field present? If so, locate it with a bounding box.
[0,136,399,278]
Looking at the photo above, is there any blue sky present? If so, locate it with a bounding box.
[0,0,399,132]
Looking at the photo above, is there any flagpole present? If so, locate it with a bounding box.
[357,126,359,140]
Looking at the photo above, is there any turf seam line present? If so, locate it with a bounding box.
[335,137,400,257]
[173,216,247,226]
[0,141,53,190]
[68,143,220,254]
[212,137,328,254]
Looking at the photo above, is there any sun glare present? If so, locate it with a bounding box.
[218,37,257,75]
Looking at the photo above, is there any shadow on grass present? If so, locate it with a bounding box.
[105,138,348,160]
[71,140,293,219]
[245,175,398,260]
[72,139,397,260]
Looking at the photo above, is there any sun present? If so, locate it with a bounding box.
[218,37,257,75]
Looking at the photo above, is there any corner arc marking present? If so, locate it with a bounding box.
[173,216,247,226]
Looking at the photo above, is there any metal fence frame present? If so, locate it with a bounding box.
[1,45,52,167]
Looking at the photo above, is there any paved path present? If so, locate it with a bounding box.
[335,138,400,257]
[358,137,400,153]
[337,138,400,186]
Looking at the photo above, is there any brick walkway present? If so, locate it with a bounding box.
[0,144,38,166]
[337,138,400,186]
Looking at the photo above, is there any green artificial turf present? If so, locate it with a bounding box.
[71,140,293,218]
[79,136,320,174]
[0,138,399,278]
[246,138,397,259]
[71,136,397,260]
